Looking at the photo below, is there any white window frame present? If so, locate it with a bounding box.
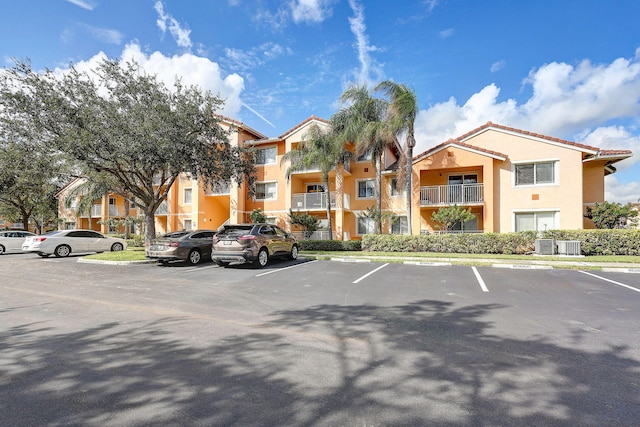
[512,209,559,232]
[391,215,409,235]
[256,146,277,165]
[184,188,193,204]
[357,148,373,162]
[184,219,192,230]
[356,216,375,235]
[513,159,559,187]
[356,179,375,199]
[255,181,277,201]
[390,178,406,197]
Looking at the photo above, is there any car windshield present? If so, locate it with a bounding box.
[218,225,253,236]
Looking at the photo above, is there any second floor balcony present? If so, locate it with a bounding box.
[292,192,336,210]
[420,183,484,207]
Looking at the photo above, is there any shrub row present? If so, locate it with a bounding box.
[361,229,640,256]
[299,239,362,251]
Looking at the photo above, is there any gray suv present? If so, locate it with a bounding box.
[211,223,298,268]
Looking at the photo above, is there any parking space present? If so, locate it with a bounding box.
[1,255,639,425]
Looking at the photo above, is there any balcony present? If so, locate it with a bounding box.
[206,181,230,196]
[291,192,336,210]
[420,183,484,206]
[291,161,350,175]
[156,201,169,215]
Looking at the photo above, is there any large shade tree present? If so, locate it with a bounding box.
[375,81,418,235]
[333,84,393,234]
[0,58,255,243]
[281,122,353,240]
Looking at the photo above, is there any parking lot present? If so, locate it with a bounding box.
[1,253,639,426]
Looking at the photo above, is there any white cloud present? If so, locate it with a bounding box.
[439,28,454,39]
[577,126,640,170]
[154,1,192,49]
[490,60,506,73]
[605,175,640,204]
[347,0,382,86]
[57,43,245,119]
[64,0,97,11]
[223,42,293,72]
[79,24,124,45]
[290,0,336,24]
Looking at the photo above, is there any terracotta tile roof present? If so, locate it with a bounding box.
[413,138,509,162]
[457,121,601,153]
[278,115,329,139]
[214,115,268,139]
[597,149,633,157]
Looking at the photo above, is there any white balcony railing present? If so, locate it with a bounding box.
[292,230,334,240]
[91,205,102,217]
[156,201,169,215]
[291,192,336,210]
[206,181,230,196]
[420,184,484,206]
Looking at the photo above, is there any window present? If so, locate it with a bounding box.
[390,178,405,197]
[306,184,324,193]
[255,182,277,200]
[357,217,375,235]
[357,148,372,162]
[391,216,409,234]
[515,211,557,232]
[256,146,277,165]
[357,179,375,198]
[184,188,192,204]
[451,215,479,232]
[184,219,192,230]
[515,162,556,186]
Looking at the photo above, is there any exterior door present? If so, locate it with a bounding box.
[448,174,478,203]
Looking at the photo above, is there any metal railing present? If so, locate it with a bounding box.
[420,183,484,206]
[291,192,336,210]
[156,201,169,215]
[292,230,333,240]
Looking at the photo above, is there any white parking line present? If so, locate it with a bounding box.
[255,260,318,277]
[578,270,640,294]
[352,263,389,284]
[471,266,489,292]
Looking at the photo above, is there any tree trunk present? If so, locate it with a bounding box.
[144,211,156,245]
[20,211,30,232]
[375,155,382,234]
[323,175,333,241]
[405,143,413,235]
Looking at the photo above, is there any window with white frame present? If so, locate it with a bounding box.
[390,178,405,196]
[391,216,409,234]
[256,146,277,165]
[184,219,192,230]
[515,211,557,232]
[255,182,277,200]
[515,161,556,186]
[357,217,375,235]
[357,148,372,162]
[184,188,192,204]
[357,179,375,199]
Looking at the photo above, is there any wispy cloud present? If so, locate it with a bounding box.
[64,0,98,11]
[223,42,293,72]
[347,0,382,86]
[154,1,192,49]
[290,0,336,24]
[79,23,124,45]
[439,28,454,38]
[491,60,506,73]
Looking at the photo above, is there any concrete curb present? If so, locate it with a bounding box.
[78,258,157,265]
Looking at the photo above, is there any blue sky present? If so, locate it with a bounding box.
[2,0,639,202]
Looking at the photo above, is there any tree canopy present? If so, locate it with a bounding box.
[0,58,255,241]
[585,201,638,229]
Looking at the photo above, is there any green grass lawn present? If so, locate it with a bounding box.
[84,246,148,261]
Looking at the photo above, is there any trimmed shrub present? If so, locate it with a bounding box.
[299,240,362,251]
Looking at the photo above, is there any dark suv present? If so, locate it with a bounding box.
[211,223,298,268]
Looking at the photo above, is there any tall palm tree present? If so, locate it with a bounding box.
[375,81,418,235]
[281,123,352,240]
[333,84,392,234]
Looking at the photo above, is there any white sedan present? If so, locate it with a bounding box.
[0,230,36,255]
[22,229,127,258]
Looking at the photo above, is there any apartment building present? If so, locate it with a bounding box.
[57,118,632,238]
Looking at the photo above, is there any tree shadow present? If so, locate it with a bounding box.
[1,300,638,426]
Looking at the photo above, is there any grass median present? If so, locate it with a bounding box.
[84,246,148,262]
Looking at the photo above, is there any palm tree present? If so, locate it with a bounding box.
[375,81,418,235]
[333,84,393,234]
[281,123,353,240]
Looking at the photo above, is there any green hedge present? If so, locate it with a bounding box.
[299,240,362,251]
[361,229,640,256]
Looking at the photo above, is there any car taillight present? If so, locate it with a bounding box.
[238,235,256,241]
[168,242,179,247]
[212,236,219,243]
[34,237,47,242]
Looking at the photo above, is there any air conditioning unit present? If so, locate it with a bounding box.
[557,240,581,256]
[535,239,556,255]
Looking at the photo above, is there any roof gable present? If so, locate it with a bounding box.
[413,139,508,164]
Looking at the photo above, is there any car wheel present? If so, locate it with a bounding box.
[54,245,71,258]
[215,261,230,267]
[0,245,5,255]
[254,247,269,268]
[111,242,124,252]
[187,249,201,265]
[289,244,299,260]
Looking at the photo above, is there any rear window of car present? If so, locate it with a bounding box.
[217,225,253,236]
[162,231,191,238]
